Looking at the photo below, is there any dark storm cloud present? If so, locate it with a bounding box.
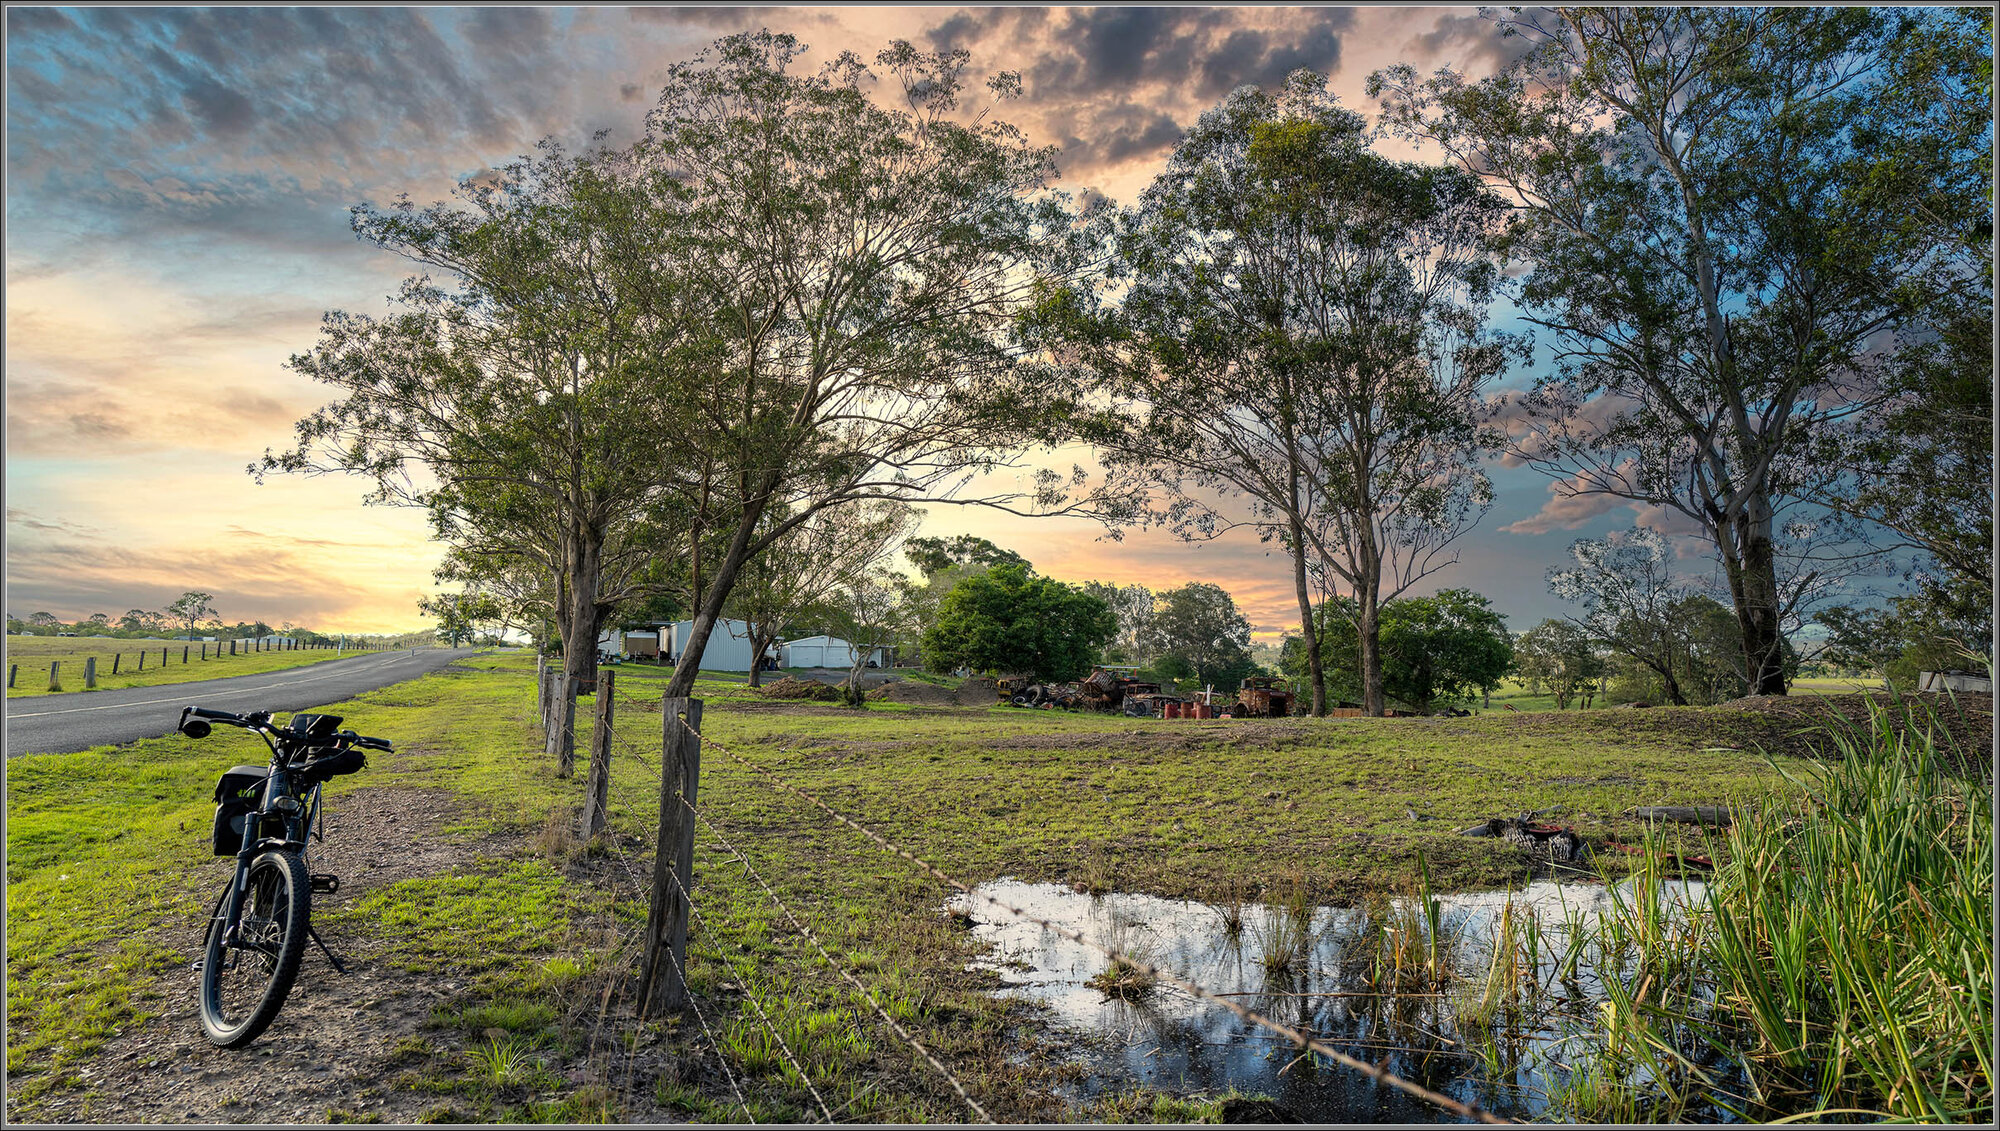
[1196,14,1350,98]
[5,6,655,252]
[918,7,1356,182]
[181,76,256,137]
[1405,8,1548,74]
[627,8,827,33]
[5,6,75,35]
[1089,106,1184,166]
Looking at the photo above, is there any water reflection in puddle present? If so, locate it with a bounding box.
[948,878,1709,1123]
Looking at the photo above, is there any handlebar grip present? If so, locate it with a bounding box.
[186,706,242,722]
[357,736,393,751]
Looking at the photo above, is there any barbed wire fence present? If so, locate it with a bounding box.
[554,671,1513,1126]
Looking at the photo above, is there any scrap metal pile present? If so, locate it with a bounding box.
[996,669,1299,719]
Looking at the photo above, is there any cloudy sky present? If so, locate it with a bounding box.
[7,5,1664,637]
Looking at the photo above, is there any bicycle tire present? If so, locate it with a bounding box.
[199,848,310,1048]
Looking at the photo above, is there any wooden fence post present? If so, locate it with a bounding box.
[580,671,615,840]
[160,647,167,667]
[8,664,16,688]
[137,650,146,671]
[639,696,701,1017]
[85,657,96,689]
[536,654,549,725]
[545,672,573,774]
[47,662,61,692]
[183,645,190,664]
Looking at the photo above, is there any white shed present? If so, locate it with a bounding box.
[668,618,758,672]
[781,635,889,669]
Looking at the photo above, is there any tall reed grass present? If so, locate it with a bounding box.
[1559,698,1992,1123]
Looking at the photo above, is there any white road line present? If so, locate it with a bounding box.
[4,654,424,718]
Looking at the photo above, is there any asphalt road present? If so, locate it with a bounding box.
[4,647,490,757]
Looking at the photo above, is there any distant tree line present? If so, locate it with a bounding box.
[5,590,405,647]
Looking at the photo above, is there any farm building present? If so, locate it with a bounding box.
[599,626,664,658]
[599,619,766,672]
[780,634,890,669]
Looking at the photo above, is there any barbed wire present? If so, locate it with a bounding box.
[592,703,991,1123]
[603,834,756,1125]
[680,793,995,1124]
[676,716,1513,1126]
[665,865,837,1124]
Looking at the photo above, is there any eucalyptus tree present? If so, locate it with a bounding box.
[1829,7,1993,626]
[166,591,219,640]
[827,566,913,705]
[629,32,1116,698]
[1549,527,1750,706]
[1373,6,1972,693]
[1514,619,1604,710]
[263,139,693,773]
[724,499,916,687]
[1142,582,1254,690]
[1043,71,1513,715]
[1080,581,1154,665]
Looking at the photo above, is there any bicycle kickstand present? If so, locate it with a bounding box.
[307,922,349,975]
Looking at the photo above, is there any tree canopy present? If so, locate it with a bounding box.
[903,535,1029,580]
[1308,589,1513,713]
[919,563,1114,682]
[1374,6,1982,693]
[1036,69,1513,715]
[1142,582,1256,690]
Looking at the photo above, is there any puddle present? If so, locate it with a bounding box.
[948,878,1715,1123]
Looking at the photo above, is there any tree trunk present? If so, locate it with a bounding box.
[844,653,869,707]
[1718,505,1789,696]
[1648,657,1690,706]
[746,626,773,689]
[665,499,770,699]
[556,532,607,778]
[1359,591,1385,717]
[1287,518,1327,716]
[1356,531,1387,715]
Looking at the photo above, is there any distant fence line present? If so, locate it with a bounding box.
[5,637,393,690]
[542,667,1507,1126]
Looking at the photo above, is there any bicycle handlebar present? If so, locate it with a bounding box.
[178,707,392,752]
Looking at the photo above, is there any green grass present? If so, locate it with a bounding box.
[12,648,1913,1123]
[1551,698,1991,1123]
[3,635,398,698]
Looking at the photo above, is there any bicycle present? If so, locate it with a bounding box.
[178,705,391,1047]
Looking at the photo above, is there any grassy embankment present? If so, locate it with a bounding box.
[10,651,1937,1123]
[3,636,390,699]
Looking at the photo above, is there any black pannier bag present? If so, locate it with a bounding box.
[296,747,367,786]
[211,765,272,856]
[287,713,343,741]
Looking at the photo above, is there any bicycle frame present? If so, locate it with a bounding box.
[217,725,311,949]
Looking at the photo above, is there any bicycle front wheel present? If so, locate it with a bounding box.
[199,848,309,1048]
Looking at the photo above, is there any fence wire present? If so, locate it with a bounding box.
[603,716,988,1122]
[678,717,1513,1127]
[665,865,837,1123]
[603,834,756,1125]
[680,793,995,1123]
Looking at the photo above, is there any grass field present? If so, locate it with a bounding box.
[1484,673,1890,714]
[3,636,391,699]
[5,653,1969,1123]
